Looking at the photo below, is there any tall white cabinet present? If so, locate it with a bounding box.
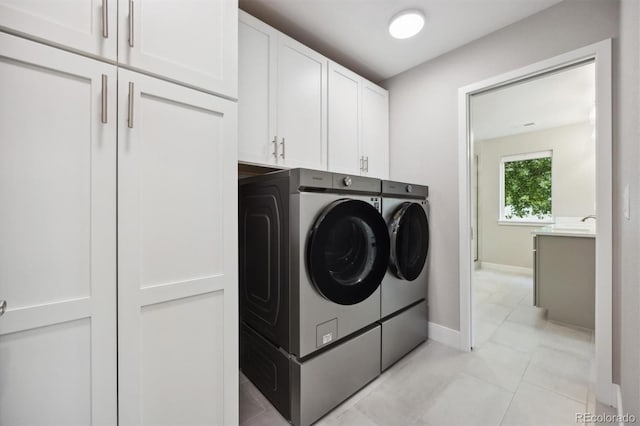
[117,69,237,426]
[0,0,118,60]
[0,33,117,425]
[117,0,237,98]
[0,1,238,424]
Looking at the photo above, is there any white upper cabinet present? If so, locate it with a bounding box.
[0,33,117,425]
[118,0,238,98]
[276,34,327,169]
[238,11,387,175]
[327,62,389,179]
[328,61,361,175]
[117,69,238,426]
[0,0,117,60]
[362,80,389,179]
[238,10,327,170]
[238,12,278,166]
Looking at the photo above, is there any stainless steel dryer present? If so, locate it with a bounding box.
[379,180,430,371]
[239,169,389,426]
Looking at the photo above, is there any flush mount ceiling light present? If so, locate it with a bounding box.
[389,9,425,39]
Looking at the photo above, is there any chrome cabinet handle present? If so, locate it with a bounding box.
[360,156,364,172]
[280,137,285,160]
[272,136,278,159]
[127,82,134,128]
[128,0,134,47]
[0,300,6,317]
[101,74,108,124]
[102,0,108,38]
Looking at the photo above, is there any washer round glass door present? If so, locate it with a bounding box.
[389,202,429,281]
[307,199,390,305]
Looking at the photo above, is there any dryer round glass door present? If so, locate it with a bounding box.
[389,202,429,281]
[307,199,390,305]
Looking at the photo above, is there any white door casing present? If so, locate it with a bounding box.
[458,40,614,406]
[0,33,117,425]
[118,0,238,99]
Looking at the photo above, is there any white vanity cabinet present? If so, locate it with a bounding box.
[533,234,595,329]
[238,10,327,170]
[0,33,117,425]
[327,61,390,178]
[118,0,238,98]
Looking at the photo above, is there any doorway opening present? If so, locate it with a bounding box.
[458,40,614,406]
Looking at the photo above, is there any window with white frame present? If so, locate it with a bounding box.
[499,150,553,223]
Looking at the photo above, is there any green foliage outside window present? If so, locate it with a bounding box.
[504,156,552,219]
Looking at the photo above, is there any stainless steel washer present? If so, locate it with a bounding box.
[239,169,389,426]
[379,180,430,370]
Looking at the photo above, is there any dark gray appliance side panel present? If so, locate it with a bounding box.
[289,193,301,355]
[240,323,292,421]
[239,175,290,351]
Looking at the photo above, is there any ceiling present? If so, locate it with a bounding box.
[471,61,596,141]
[238,0,563,82]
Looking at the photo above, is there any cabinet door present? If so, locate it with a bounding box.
[0,0,117,60]
[118,69,238,426]
[277,34,327,169]
[328,61,362,175]
[238,11,278,166]
[362,81,389,179]
[118,0,238,98]
[0,34,117,425]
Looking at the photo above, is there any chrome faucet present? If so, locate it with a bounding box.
[581,215,597,222]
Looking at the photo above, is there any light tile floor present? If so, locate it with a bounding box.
[240,269,615,425]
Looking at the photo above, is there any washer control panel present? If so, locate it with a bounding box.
[369,196,381,212]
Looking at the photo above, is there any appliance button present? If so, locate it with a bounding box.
[343,176,352,187]
[406,184,413,193]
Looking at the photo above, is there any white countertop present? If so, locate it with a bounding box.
[532,223,596,238]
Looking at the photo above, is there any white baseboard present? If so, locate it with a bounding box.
[480,262,533,276]
[428,321,462,349]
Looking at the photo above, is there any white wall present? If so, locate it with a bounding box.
[476,122,596,268]
[382,0,618,332]
[383,0,640,413]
